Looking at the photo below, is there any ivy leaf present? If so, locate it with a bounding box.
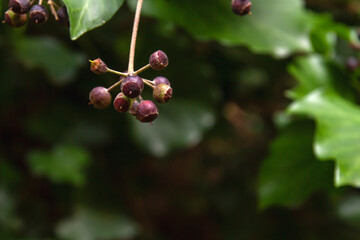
[14,36,85,86]
[63,0,125,40]
[258,121,333,209]
[130,100,215,157]
[288,89,360,187]
[56,207,137,240]
[287,55,354,100]
[28,145,90,186]
[128,0,313,57]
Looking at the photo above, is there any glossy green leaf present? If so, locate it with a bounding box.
[128,0,313,57]
[289,89,360,187]
[56,207,137,240]
[130,100,215,157]
[28,145,90,186]
[63,0,125,40]
[258,121,333,209]
[14,37,84,86]
[287,55,354,100]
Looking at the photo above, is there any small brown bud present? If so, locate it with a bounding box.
[90,58,108,75]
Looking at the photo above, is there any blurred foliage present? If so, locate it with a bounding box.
[1,0,360,239]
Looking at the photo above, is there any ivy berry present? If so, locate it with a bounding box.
[89,86,112,110]
[149,50,169,71]
[231,0,252,16]
[29,4,48,24]
[9,0,30,14]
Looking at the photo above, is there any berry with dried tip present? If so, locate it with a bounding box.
[153,76,170,86]
[113,93,131,113]
[149,50,169,71]
[153,84,173,103]
[90,58,108,75]
[9,0,30,14]
[346,57,359,72]
[231,0,252,16]
[30,5,48,24]
[4,9,27,27]
[136,100,159,122]
[129,100,139,116]
[57,6,69,27]
[89,86,112,110]
[121,75,144,98]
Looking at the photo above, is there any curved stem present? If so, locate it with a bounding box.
[128,0,144,74]
[134,64,151,75]
[48,0,59,20]
[142,78,155,89]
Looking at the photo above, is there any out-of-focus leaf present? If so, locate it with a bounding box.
[28,145,90,186]
[0,188,21,230]
[14,36,84,86]
[258,121,333,209]
[63,0,125,40]
[337,195,360,226]
[128,0,313,57]
[130,100,215,157]
[289,89,360,187]
[56,207,137,240]
[287,55,354,100]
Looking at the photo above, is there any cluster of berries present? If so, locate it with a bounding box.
[3,0,69,28]
[231,0,252,16]
[88,50,173,123]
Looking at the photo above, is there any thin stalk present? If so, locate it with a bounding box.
[128,0,144,73]
[107,79,124,92]
[106,68,128,77]
[39,0,43,5]
[134,64,151,75]
[142,78,155,89]
[48,0,59,20]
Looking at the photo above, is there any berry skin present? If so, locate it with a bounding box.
[90,58,108,75]
[346,57,359,72]
[231,0,252,16]
[153,76,170,86]
[4,9,28,27]
[129,100,139,116]
[121,75,144,98]
[57,6,69,27]
[113,93,130,113]
[149,50,169,71]
[29,5,48,24]
[9,0,30,14]
[136,100,159,122]
[89,86,112,110]
[153,84,173,103]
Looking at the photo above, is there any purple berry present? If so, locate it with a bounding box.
[121,76,144,98]
[149,50,169,71]
[231,0,252,16]
[136,100,159,122]
[129,100,139,116]
[57,6,69,27]
[89,86,112,109]
[90,58,108,75]
[30,5,48,24]
[153,76,170,86]
[113,93,130,113]
[9,0,30,14]
[4,9,27,27]
[153,84,173,103]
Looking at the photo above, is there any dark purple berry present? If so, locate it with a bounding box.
[57,6,69,27]
[129,100,139,116]
[153,76,170,86]
[4,9,27,27]
[9,0,30,14]
[121,76,144,98]
[231,0,252,16]
[89,86,112,110]
[113,93,130,113]
[346,57,359,72]
[30,5,48,24]
[149,50,169,71]
[153,84,173,103]
[90,58,108,75]
[136,100,159,123]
